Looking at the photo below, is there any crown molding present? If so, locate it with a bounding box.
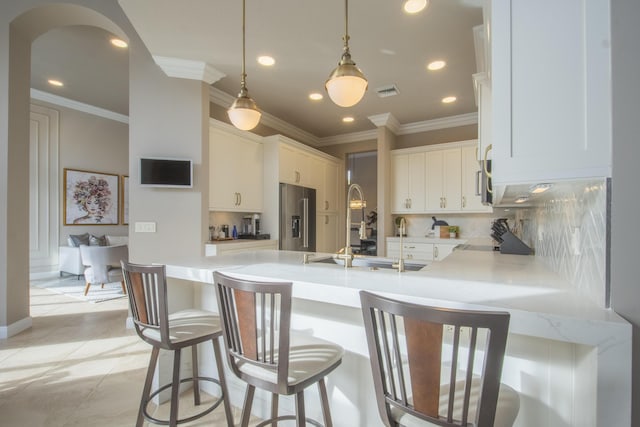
[316,129,378,146]
[153,56,226,84]
[208,86,320,146]
[398,112,478,135]
[30,89,129,124]
[368,113,401,134]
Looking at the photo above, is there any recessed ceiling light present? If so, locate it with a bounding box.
[427,60,446,71]
[342,116,355,123]
[110,38,128,48]
[403,0,428,14]
[48,79,64,87]
[529,183,553,194]
[257,56,275,66]
[442,96,457,103]
[309,92,323,101]
[515,196,529,204]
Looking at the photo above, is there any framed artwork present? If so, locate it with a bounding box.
[64,168,119,225]
[120,175,129,225]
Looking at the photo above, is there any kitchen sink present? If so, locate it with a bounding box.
[311,255,427,271]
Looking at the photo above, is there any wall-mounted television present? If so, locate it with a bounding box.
[139,157,193,188]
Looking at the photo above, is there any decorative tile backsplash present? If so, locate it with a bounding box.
[517,179,609,308]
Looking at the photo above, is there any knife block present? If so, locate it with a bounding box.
[499,231,533,255]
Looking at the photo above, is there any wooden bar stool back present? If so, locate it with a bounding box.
[214,271,344,427]
[122,261,233,427]
[360,291,520,427]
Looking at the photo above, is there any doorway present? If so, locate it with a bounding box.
[346,151,377,255]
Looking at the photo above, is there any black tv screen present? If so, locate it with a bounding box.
[140,158,193,188]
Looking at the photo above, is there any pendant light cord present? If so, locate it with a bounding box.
[343,0,350,50]
[241,0,247,89]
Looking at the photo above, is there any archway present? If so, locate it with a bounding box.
[1,2,129,338]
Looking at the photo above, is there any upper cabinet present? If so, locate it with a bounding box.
[209,121,263,212]
[391,152,426,213]
[391,141,492,215]
[425,148,461,212]
[490,0,611,185]
[279,144,312,186]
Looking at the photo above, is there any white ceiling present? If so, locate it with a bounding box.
[31,0,484,139]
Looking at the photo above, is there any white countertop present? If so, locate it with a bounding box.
[162,249,629,347]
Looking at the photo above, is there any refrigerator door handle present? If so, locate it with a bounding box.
[302,197,309,248]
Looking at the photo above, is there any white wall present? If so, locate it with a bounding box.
[610,0,640,423]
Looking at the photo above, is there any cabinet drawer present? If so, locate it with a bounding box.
[387,242,433,261]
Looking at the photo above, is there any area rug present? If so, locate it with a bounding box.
[31,276,128,303]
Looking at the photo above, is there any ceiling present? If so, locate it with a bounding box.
[31,0,484,140]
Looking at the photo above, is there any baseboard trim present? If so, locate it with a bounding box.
[0,316,33,339]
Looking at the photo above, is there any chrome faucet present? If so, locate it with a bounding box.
[392,217,406,272]
[338,183,367,268]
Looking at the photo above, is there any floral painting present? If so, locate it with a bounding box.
[64,169,119,225]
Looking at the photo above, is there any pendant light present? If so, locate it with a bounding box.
[325,0,368,107]
[228,0,261,131]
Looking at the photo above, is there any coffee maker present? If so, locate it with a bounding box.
[240,213,261,237]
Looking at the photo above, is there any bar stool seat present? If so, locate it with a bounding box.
[122,262,233,427]
[214,271,344,427]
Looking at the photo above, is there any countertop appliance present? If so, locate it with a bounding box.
[279,183,316,252]
[240,213,261,237]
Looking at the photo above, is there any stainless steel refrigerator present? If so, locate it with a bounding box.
[279,183,316,252]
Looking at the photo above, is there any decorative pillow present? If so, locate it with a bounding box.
[68,233,90,247]
[105,235,128,246]
[89,234,107,246]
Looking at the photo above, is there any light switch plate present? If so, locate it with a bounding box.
[135,222,156,233]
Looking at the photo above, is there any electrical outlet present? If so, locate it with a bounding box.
[135,221,156,233]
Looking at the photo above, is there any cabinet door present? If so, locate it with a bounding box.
[210,127,263,212]
[491,0,611,185]
[279,144,311,186]
[442,149,461,211]
[317,213,339,253]
[323,162,339,212]
[392,153,425,213]
[426,149,461,212]
[461,145,492,212]
[425,151,444,211]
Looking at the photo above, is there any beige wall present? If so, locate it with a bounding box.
[395,124,478,149]
[31,100,129,244]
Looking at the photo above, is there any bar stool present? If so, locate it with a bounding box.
[121,261,234,427]
[360,291,520,427]
[213,271,344,427]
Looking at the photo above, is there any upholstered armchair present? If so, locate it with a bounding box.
[79,244,129,296]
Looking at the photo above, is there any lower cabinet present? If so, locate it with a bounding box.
[205,240,278,256]
[317,213,340,253]
[386,239,459,262]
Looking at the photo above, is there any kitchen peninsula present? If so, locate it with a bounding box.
[161,250,630,427]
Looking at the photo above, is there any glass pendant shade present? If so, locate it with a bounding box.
[326,60,368,107]
[228,90,261,131]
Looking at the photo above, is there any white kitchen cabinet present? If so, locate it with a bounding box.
[205,239,278,256]
[279,144,311,186]
[461,145,492,212]
[386,240,458,262]
[314,159,340,213]
[490,0,611,185]
[209,122,263,212]
[316,213,340,253]
[425,148,461,212]
[391,152,425,213]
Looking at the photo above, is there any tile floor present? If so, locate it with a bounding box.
[0,282,248,426]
